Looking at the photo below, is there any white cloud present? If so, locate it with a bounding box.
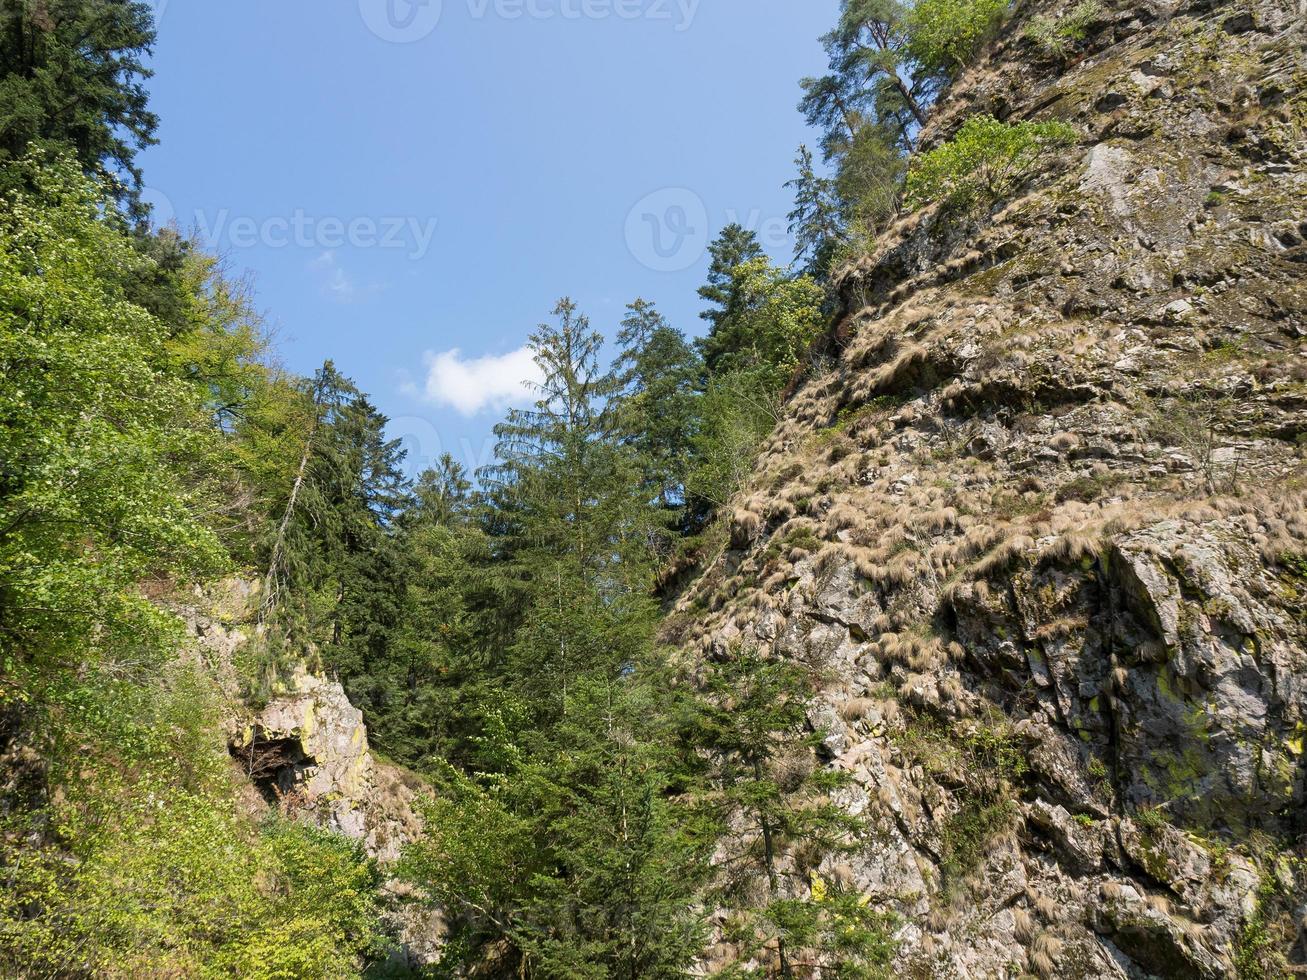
[308,250,387,303]
[309,250,356,301]
[417,345,542,416]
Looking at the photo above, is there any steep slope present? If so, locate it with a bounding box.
[670,0,1306,974]
[176,578,444,969]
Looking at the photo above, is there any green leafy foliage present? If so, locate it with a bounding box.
[699,258,826,388]
[0,152,229,672]
[904,115,1079,211]
[686,369,783,513]
[0,151,390,977]
[796,0,1015,245]
[0,662,385,977]
[906,0,1010,78]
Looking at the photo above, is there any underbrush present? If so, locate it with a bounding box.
[0,659,392,977]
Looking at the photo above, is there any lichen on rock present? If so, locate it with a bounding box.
[667,0,1307,972]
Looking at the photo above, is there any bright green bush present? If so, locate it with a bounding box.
[699,257,826,386]
[0,663,386,977]
[904,115,1080,211]
[0,158,388,970]
[0,151,231,672]
[908,0,1012,77]
[685,368,783,511]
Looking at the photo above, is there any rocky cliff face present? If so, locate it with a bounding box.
[671,0,1306,974]
[173,578,422,864]
[177,579,444,966]
[229,666,424,862]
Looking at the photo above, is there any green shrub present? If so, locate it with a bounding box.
[686,368,783,511]
[0,663,386,977]
[908,0,1012,77]
[1024,0,1101,56]
[905,115,1080,211]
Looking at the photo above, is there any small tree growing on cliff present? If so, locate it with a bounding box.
[692,647,895,977]
[904,115,1079,212]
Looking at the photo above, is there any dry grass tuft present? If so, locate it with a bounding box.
[1029,949,1056,979]
[1013,906,1035,941]
[928,906,951,932]
[839,697,877,722]
[973,534,1035,578]
[1033,932,1063,960]
[1035,892,1059,922]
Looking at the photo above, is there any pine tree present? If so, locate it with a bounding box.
[797,0,931,236]
[509,674,711,978]
[697,258,826,387]
[254,362,411,692]
[799,0,932,148]
[354,455,496,769]
[400,301,712,976]
[324,392,409,681]
[693,648,894,977]
[0,0,159,215]
[481,298,655,714]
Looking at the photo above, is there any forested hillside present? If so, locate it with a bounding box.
[2,0,1305,977]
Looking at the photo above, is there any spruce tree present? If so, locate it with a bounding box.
[610,298,702,522]
[0,0,159,214]
[356,456,494,769]
[482,298,654,714]
[785,145,845,280]
[697,223,764,340]
[254,363,410,692]
[401,300,712,976]
[693,648,894,977]
[697,258,826,387]
[324,392,409,681]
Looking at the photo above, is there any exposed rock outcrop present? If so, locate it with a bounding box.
[229,667,423,862]
[175,578,443,966]
[670,0,1307,973]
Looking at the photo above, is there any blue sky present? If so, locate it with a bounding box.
[141,0,838,479]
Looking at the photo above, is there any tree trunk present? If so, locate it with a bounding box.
[258,385,322,626]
